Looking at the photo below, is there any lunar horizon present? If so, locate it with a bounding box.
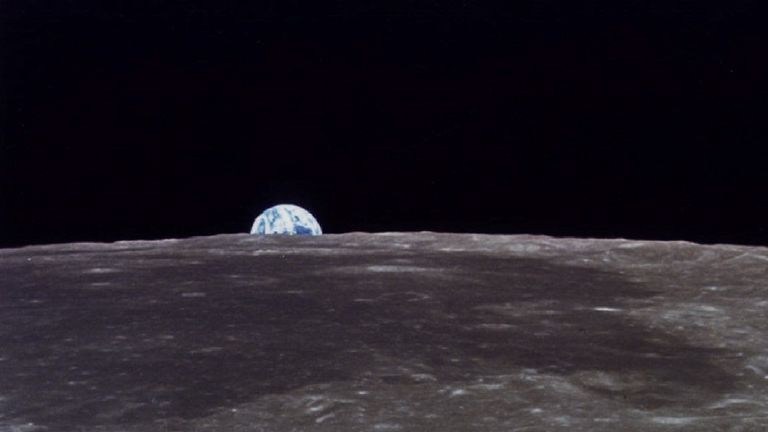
[1,232,767,431]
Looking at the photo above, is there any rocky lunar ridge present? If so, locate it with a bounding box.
[1,232,767,431]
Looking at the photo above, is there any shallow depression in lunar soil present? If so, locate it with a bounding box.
[1,232,768,431]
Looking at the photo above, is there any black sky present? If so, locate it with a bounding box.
[1,1,766,247]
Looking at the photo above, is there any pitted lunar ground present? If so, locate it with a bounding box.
[1,233,768,431]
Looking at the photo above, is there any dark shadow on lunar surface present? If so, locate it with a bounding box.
[0,242,743,429]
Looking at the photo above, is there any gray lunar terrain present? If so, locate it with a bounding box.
[1,232,768,431]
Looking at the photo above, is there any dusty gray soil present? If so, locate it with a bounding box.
[1,232,767,431]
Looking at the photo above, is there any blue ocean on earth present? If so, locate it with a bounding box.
[250,204,322,236]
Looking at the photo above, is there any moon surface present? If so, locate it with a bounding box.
[1,232,767,431]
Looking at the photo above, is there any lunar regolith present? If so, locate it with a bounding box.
[1,232,767,431]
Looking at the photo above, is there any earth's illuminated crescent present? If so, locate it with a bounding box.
[250,204,322,235]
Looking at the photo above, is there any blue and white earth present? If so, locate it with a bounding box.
[250,204,323,236]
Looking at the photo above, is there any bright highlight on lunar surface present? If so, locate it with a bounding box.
[250,204,322,236]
